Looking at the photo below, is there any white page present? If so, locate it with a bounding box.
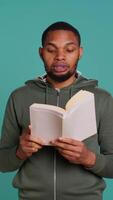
[30,108,63,145]
[62,95,97,141]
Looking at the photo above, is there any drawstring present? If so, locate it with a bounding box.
[69,85,74,98]
[43,75,49,104]
[45,85,48,104]
[69,72,79,98]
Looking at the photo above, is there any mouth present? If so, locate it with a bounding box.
[53,63,69,73]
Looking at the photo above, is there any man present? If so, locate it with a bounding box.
[0,21,113,200]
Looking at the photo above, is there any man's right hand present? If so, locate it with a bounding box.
[16,126,45,160]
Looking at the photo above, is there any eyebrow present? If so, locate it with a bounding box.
[45,41,78,47]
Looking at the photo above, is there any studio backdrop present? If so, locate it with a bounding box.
[0,0,113,199]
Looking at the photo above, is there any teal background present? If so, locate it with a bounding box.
[0,0,113,199]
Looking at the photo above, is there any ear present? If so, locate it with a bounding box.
[79,47,83,59]
[39,47,44,60]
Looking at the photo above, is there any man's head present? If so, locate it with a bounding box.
[41,21,81,47]
[39,21,83,83]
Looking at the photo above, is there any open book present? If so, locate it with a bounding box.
[30,90,97,145]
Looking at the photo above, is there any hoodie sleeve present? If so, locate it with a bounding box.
[0,94,24,172]
[86,93,113,178]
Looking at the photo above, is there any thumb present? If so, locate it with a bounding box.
[28,125,31,135]
[22,126,31,135]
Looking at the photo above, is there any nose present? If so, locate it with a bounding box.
[55,49,65,61]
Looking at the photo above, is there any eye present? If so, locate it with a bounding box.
[46,47,56,53]
[66,48,75,53]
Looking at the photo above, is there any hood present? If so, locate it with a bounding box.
[25,74,98,91]
[25,74,98,104]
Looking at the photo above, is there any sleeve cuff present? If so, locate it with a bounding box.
[85,154,106,175]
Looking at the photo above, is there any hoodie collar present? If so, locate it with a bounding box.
[25,73,98,91]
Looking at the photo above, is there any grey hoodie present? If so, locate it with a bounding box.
[0,75,113,200]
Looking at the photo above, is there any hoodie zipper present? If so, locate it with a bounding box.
[53,88,60,200]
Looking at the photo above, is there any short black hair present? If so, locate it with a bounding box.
[41,21,81,47]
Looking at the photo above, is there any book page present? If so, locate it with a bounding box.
[62,94,97,141]
[31,103,65,116]
[65,90,93,111]
[30,105,63,145]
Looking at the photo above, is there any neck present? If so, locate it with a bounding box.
[46,74,76,89]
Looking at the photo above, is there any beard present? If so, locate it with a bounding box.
[46,70,75,82]
[44,63,78,83]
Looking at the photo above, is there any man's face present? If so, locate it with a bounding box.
[39,30,83,82]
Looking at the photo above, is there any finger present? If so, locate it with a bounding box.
[22,141,43,149]
[52,140,77,151]
[28,136,45,146]
[22,146,39,153]
[20,132,31,141]
[59,152,74,162]
[22,126,31,135]
[58,148,80,158]
[55,138,85,151]
[58,149,75,156]
[57,137,82,145]
[29,125,31,130]
[58,151,80,163]
[20,127,32,143]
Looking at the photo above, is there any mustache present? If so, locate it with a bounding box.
[52,63,70,68]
